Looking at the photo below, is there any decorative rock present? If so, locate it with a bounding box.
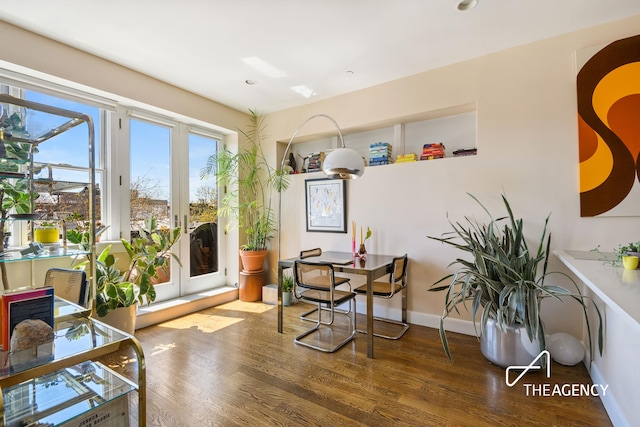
[547,332,585,366]
[10,319,54,352]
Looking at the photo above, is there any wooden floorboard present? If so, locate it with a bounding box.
[102,300,612,426]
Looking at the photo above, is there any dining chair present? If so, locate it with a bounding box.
[293,260,356,352]
[354,254,409,339]
[298,248,351,322]
[299,248,322,259]
[44,268,89,308]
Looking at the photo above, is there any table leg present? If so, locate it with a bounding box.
[366,271,374,358]
[277,265,283,333]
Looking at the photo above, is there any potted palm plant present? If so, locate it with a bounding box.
[201,109,289,273]
[428,194,603,367]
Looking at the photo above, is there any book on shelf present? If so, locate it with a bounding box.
[453,148,477,157]
[369,159,391,166]
[369,142,392,166]
[420,142,445,160]
[304,151,325,172]
[396,153,417,163]
[370,142,392,148]
[1,287,55,351]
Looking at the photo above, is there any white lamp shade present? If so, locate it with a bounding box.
[323,147,365,179]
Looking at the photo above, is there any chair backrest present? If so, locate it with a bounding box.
[390,254,408,286]
[293,260,335,292]
[299,248,322,259]
[44,268,88,307]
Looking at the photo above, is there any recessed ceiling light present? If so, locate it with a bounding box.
[245,79,257,85]
[345,70,354,75]
[242,56,287,78]
[458,0,478,11]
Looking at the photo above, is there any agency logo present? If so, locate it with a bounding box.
[505,350,609,397]
[505,350,550,387]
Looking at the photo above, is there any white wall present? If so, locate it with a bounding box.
[268,14,640,332]
[266,15,640,425]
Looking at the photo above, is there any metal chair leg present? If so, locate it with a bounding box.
[356,287,409,339]
[295,299,356,352]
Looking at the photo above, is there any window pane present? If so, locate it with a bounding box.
[0,89,102,246]
[129,119,171,238]
[26,91,100,170]
[188,133,218,277]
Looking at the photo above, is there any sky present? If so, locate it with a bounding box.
[22,90,217,205]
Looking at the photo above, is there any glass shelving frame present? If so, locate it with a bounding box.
[0,312,146,426]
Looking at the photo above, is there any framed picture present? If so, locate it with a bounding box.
[305,178,347,233]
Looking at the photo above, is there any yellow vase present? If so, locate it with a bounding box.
[34,227,59,243]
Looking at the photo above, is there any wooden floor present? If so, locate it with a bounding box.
[104,300,612,427]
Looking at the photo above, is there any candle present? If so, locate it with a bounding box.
[351,221,356,255]
[360,227,363,245]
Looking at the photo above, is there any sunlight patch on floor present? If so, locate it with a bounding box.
[214,300,275,314]
[150,342,177,356]
[159,312,244,333]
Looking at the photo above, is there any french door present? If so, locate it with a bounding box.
[127,115,225,303]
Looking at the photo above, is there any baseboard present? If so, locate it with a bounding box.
[135,286,239,329]
[589,362,628,427]
[408,310,478,336]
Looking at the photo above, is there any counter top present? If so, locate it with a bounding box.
[555,250,640,328]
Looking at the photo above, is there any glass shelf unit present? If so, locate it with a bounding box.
[0,316,146,426]
[0,248,90,263]
[0,95,141,427]
[0,93,97,252]
[0,93,96,284]
[2,360,134,427]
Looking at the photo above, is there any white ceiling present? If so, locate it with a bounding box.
[1,0,640,114]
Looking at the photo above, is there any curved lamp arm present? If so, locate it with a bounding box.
[277,114,365,260]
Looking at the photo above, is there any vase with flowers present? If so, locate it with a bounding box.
[358,226,372,258]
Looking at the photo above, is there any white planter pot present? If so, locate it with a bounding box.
[283,291,292,306]
[480,318,542,368]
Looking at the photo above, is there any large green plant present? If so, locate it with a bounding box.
[71,215,181,317]
[428,194,603,361]
[201,109,289,251]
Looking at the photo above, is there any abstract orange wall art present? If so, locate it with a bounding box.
[577,34,640,217]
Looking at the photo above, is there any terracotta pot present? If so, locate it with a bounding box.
[239,249,267,273]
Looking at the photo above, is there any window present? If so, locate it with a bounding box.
[129,117,171,236]
[0,77,228,302]
[124,114,226,300]
[0,87,105,247]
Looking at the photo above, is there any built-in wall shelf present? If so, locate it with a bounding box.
[555,250,640,328]
[277,103,477,173]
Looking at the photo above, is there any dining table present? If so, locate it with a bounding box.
[277,251,398,359]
